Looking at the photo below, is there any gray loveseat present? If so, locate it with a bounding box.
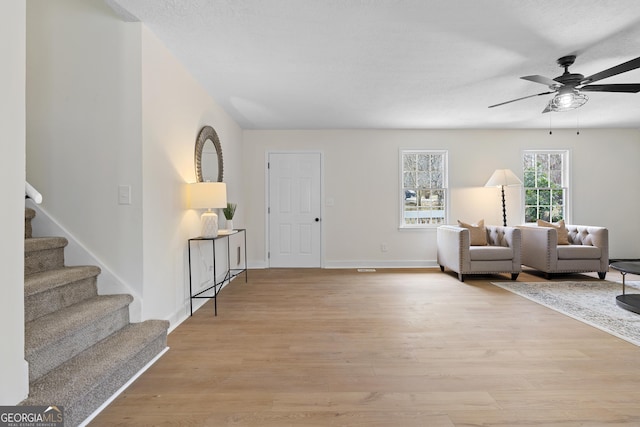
[437,225,521,282]
[519,224,609,279]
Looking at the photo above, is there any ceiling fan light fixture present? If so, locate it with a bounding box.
[491,55,640,113]
[550,90,588,112]
[555,91,574,108]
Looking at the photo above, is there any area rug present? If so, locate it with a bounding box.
[491,280,640,347]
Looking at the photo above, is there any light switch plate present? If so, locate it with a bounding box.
[118,185,131,205]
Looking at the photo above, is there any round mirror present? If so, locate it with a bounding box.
[195,126,223,182]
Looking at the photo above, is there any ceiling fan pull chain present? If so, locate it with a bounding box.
[576,111,580,135]
[549,113,553,135]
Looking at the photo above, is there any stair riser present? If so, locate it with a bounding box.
[25,208,35,239]
[25,277,98,323]
[64,332,167,426]
[22,208,169,426]
[25,247,65,275]
[25,220,32,239]
[28,306,131,382]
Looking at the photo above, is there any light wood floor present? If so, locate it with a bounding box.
[91,268,640,426]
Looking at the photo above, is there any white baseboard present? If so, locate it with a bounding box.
[167,273,241,333]
[248,260,267,269]
[78,346,170,427]
[246,261,437,269]
[324,260,439,269]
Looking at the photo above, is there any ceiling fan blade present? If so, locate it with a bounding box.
[542,103,552,114]
[488,91,555,108]
[580,83,640,93]
[581,56,640,84]
[521,75,562,87]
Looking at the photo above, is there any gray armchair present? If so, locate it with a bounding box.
[437,225,521,282]
[519,224,609,279]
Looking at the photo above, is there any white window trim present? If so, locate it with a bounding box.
[399,149,449,229]
[521,149,571,224]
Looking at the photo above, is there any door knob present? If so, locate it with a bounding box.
[315,218,320,222]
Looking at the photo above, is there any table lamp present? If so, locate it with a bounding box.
[484,169,522,226]
[188,182,227,237]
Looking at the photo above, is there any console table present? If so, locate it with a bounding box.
[609,261,640,315]
[188,229,247,316]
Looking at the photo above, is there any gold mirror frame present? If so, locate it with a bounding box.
[194,125,224,182]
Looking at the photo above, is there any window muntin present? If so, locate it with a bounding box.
[523,150,569,223]
[401,150,447,227]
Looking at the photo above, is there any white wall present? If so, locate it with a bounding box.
[27,0,144,294]
[26,0,244,327]
[243,129,640,267]
[140,26,244,323]
[0,0,29,404]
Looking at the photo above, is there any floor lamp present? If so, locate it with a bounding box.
[484,169,522,226]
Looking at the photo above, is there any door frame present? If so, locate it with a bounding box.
[265,150,324,268]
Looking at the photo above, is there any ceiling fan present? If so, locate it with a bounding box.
[489,55,640,113]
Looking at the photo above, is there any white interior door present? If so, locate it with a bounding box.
[268,152,321,267]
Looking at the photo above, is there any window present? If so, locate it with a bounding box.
[523,150,569,223]
[400,150,448,227]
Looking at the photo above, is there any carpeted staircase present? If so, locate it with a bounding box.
[20,208,169,426]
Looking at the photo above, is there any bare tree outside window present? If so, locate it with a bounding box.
[401,150,447,227]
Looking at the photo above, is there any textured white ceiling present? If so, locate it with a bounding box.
[109,0,640,129]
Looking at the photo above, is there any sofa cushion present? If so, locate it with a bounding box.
[458,219,487,246]
[557,245,602,260]
[469,245,513,261]
[537,219,569,245]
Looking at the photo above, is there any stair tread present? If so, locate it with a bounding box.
[23,320,169,405]
[25,266,101,297]
[25,236,68,252]
[21,223,169,424]
[25,294,134,356]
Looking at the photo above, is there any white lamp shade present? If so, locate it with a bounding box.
[484,169,522,188]
[188,182,227,238]
[188,182,227,209]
